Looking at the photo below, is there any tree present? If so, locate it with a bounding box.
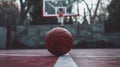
[105,0,120,32]
[81,0,101,24]
[20,0,33,24]
[0,0,20,49]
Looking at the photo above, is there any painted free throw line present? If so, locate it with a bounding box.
[54,53,78,67]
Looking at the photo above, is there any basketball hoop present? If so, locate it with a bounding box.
[57,12,64,27]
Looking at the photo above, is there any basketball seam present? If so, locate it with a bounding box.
[45,31,73,49]
[45,28,73,56]
[46,31,72,41]
[45,28,57,42]
[45,27,72,42]
[53,36,73,52]
[45,29,58,54]
[53,36,73,42]
[46,35,73,56]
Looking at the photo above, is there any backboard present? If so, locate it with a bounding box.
[43,0,78,17]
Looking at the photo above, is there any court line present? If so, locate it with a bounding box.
[0,54,120,58]
[54,53,78,67]
[72,55,120,58]
[0,54,54,57]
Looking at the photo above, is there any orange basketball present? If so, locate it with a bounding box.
[45,27,73,56]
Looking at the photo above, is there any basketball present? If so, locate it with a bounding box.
[45,27,73,56]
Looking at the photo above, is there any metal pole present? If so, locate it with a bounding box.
[6,13,11,49]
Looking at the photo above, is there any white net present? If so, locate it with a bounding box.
[57,12,64,26]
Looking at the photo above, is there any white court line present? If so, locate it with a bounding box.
[73,56,120,58]
[0,54,53,57]
[54,53,78,67]
[0,54,120,58]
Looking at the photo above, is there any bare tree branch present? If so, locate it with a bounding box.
[82,0,92,23]
[92,0,101,19]
[82,0,101,23]
[19,0,33,24]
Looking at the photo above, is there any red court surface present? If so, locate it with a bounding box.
[0,49,120,67]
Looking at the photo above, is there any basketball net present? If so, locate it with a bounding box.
[57,12,64,27]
